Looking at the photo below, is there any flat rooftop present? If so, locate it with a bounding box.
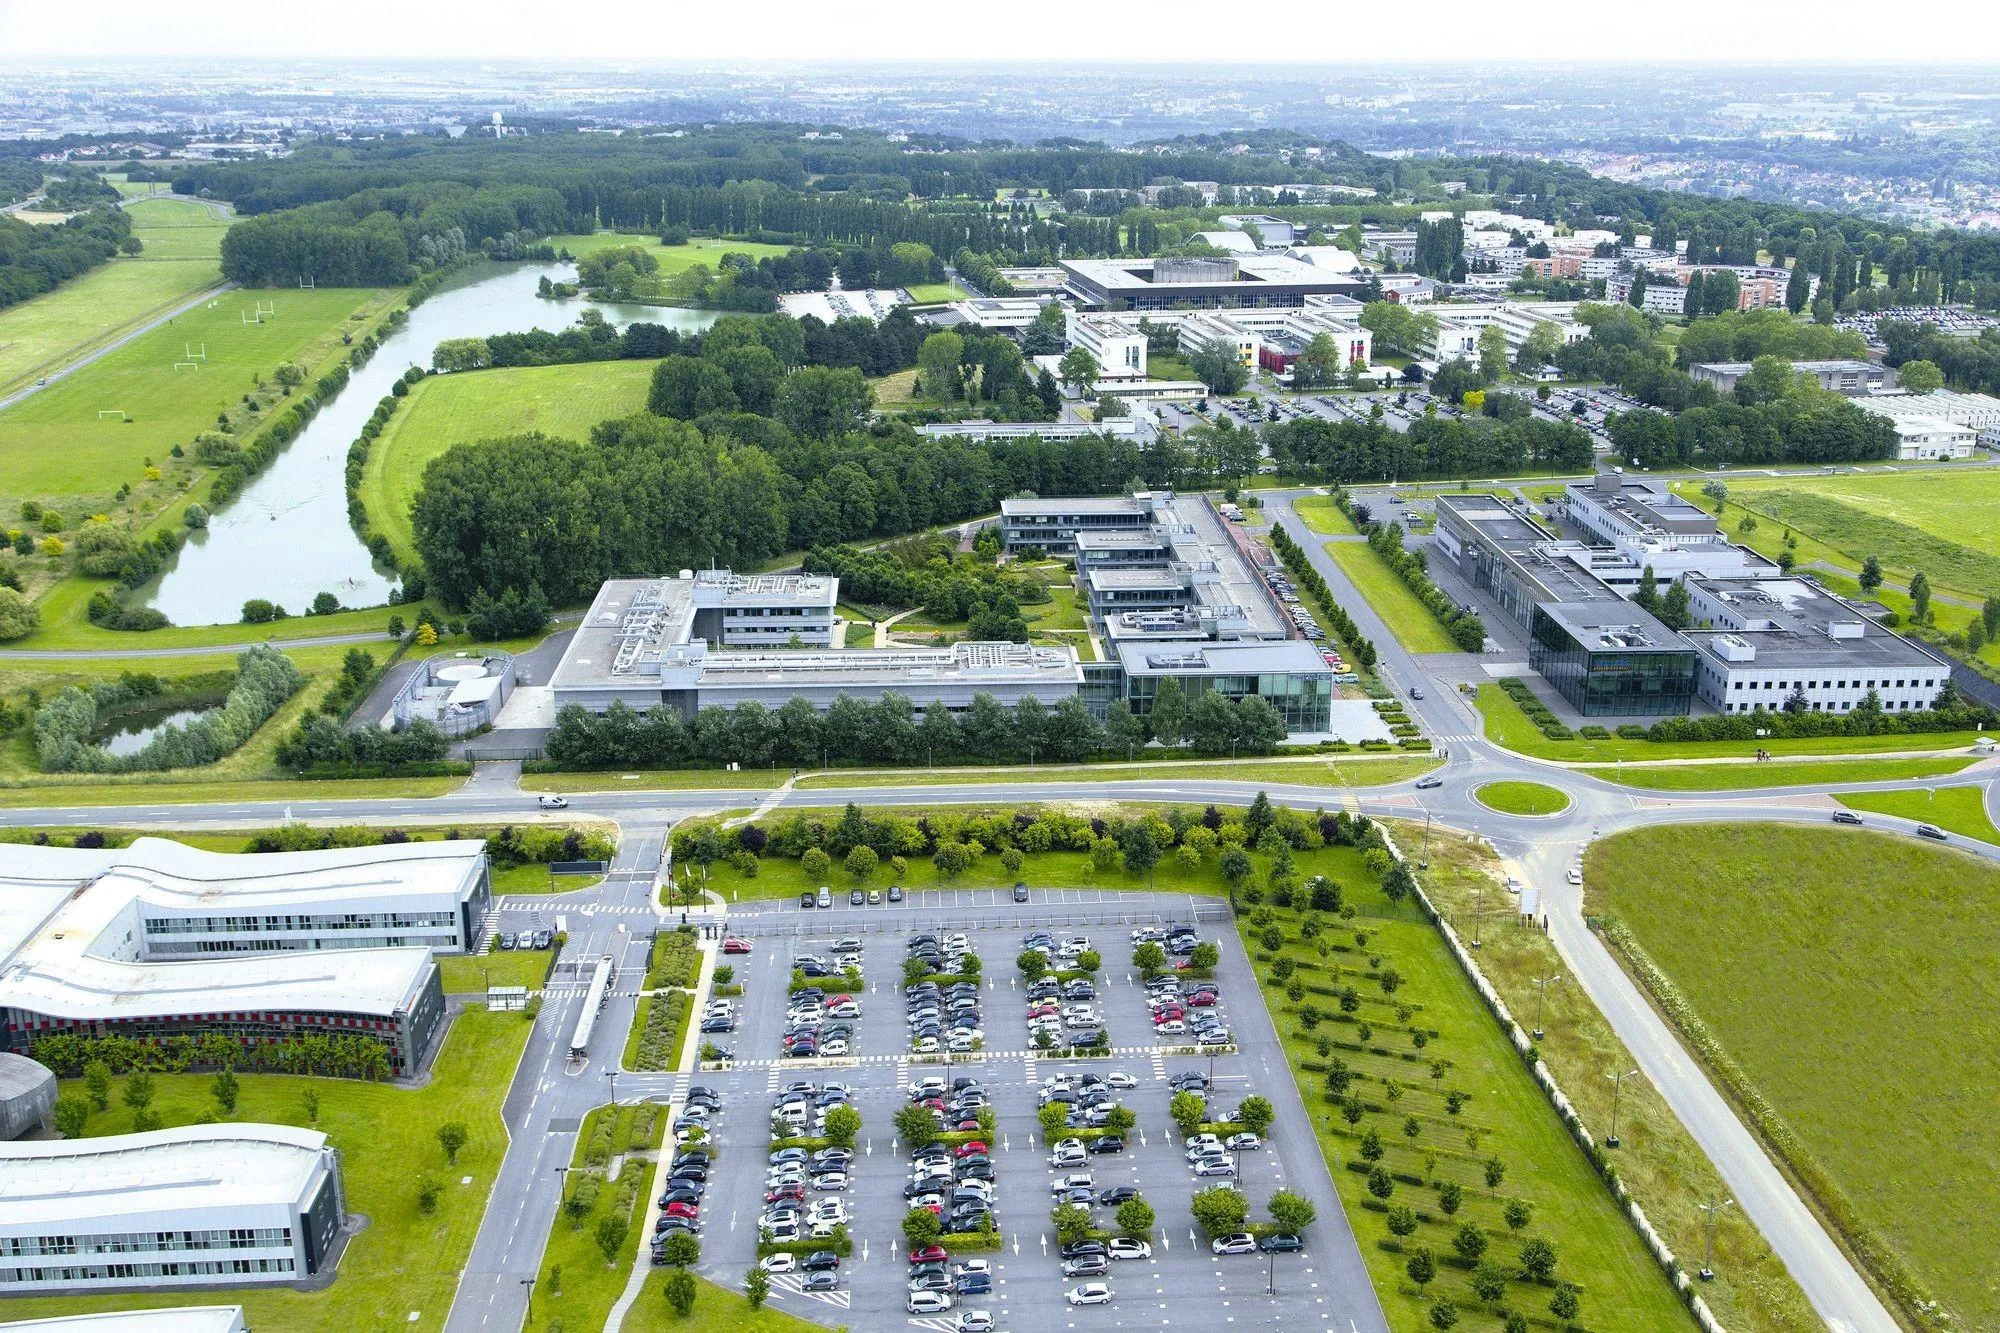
[1540,603,1689,654]
[1690,578,1944,670]
[1002,495,1155,519]
[1568,479,1724,538]
[692,640,1082,691]
[1073,530,1171,551]
[0,1125,328,1228]
[1114,638,1332,677]
[1060,254,1354,292]
[0,1310,246,1333]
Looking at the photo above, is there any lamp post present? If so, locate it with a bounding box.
[1419,811,1431,871]
[1468,885,1485,950]
[1605,1068,1638,1147]
[1697,1197,1733,1281]
[604,1068,618,1104]
[1531,972,1561,1041]
[520,1276,537,1325]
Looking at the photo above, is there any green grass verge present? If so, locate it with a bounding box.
[901,281,970,303]
[1475,683,1986,762]
[1405,824,1818,1333]
[3,590,422,651]
[1295,495,1359,535]
[491,863,606,895]
[531,1103,667,1333]
[362,359,659,565]
[1243,846,1693,1329]
[1731,469,2000,585]
[1471,781,1570,815]
[0,1008,532,1330]
[524,754,1439,794]
[1327,541,1460,654]
[625,989,694,1072]
[439,947,552,994]
[1587,824,2000,1331]
[625,1273,824,1331]
[1833,785,2000,842]
[1595,755,1978,791]
[548,233,795,269]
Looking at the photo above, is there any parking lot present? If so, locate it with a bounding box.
[685,891,1384,1331]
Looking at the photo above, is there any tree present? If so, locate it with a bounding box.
[1170,1089,1207,1136]
[211,1069,239,1114]
[1190,1185,1248,1236]
[895,1102,940,1150]
[1428,1301,1460,1331]
[436,1120,468,1164]
[53,1093,89,1138]
[775,366,874,440]
[843,845,878,883]
[122,1072,154,1113]
[1634,563,1659,611]
[932,841,972,884]
[1367,1165,1394,1200]
[1219,845,1254,900]
[903,1205,943,1247]
[1385,1204,1417,1239]
[1484,1157,1506,1192]
[0,587,40,641]
[1133,940,1167,975]
[1051,1202,1093,1245]
[1503,1199,1533,1231]
[416,1176,443,1213]
[801,847,833,881]
[1550,1283,1581,1323]
[1116,1196,1156,1238]
[1859,555,1883,592]
[1898,359,1944,393]
[595,1212,630,1265]
[823,1104,861,1148]
[1122,821,1163,886]
[1237,1095,1276,1136]
[1189,339,1249,395]
[1057,346,1099,397]
[1267,1189,1316,1234]
[663,1267,697,1317]
[1911,570,1932,623]
[1658,578,1692,631]
[918,331,965,400]
[1076,948,1101,974]
[1190,941,1220,971]
[658,1230,699,1267]
[1518,1235,1558,1282]
[1785,260,1812,314]
[1476,325,1509,383]
[745,1264,770,1310]
[1149,677,1186,746]
[1452,1221,1488,1264]
[1038,1100,1070,1140]
[1017,948,1048,981]
[84,1060,110,1111]
[1405,1246,1436,1292]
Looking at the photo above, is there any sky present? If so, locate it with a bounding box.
[10,0,2000,63]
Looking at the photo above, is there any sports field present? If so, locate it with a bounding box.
[1588,823,2000,1331]
[1729,470,2000,593]
[549,232,795,272]
[361,358,658,563]
[0,285,396,505]
[0,197,231,396]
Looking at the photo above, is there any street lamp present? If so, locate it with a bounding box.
[520,1276,537,1325]
[1418,811,1431,871]
[1468,885,1485,950]
[604,1068,618,1104]
[1697,1197,1733,1281]
[1604,1068,1639,1148]
[1531,972,1561,1041]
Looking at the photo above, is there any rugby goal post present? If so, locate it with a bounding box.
[96,410,129,420]
[173,362,199,370]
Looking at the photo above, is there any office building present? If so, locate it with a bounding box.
[1861,390,2000,446]
[1360,230,1418,266]
[1178,311,1262,369]
[1001,493,1163,552]
[930,295,1052,331]
[1684,578,1950,715]
[1884,416,1978,460]
[1065,311,1148,378]
[1059,255,1363,312]
[0,840,480,1077]
[1426,302,1587,360]
[0,1125,343,1293]
[1560,476,1775,586]
[1691,359,1891,395]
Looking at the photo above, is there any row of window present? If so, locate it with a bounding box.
[4,1227,291,1259]
[1725,699,1926,714]
[145,910,455,935]
[1727,676,1937,692]
[1,1257,294,1284]
[152,935,442,955]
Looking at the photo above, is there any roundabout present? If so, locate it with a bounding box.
[1473,779,1572,816]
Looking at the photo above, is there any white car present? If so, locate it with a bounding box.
[536,794,568,809]
[1154,1020,1186,1035]
[956,1259,992,1276]
[808,1200,848,1224]
[955,1312,995,1333]
[1566,867,1583,885]
[1105,1072,1138,1089]
[760,1251,797,1273]
[908,1290,955,1314]
[1107,1237,1152,1260]
[1194,1157,1237,1177]
[1066,1282,1113,1306]
[1225,1133,1262,1151]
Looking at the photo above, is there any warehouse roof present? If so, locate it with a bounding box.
[0,1310,247,1333]
[0,1125,329,1228]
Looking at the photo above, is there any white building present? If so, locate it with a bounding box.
[0,1311,247,1333]
[1684,578,1950,716]
[1862,390,2000,445]
[1886,416,1977,460]
[935,296,1051,331]
[1065,311,1147,379]
[684,569,837,648]
[1193,230,1259,254]
[1426,302,1586,360]
[1178,311,1261,369]
[1216,214,1297,247]
[1283,246,1363,274]
[0,1125,345,1293]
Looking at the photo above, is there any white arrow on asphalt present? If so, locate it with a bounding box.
[1039,1233,1048,1254]
[1161,1233,1169,1251]
[1012,1233,1020,1255]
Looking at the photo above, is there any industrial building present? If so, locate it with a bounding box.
[1064,310,1148,378]
[1684,577,1950,716]
[1059,255,1363,312]
[0,1310,247,1333]
[1860,390,2000,450]
[1690,359,1891,395]
[1215,214,1299,247]
[0,839,487,1077]
[0,1125,344,1294]
[0,1052,55,1140]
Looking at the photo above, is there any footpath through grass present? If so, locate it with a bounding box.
[362,359,659,565]
[1587,824,2000,1331]
[1327,540,1461,654]
[1243,844,1693,1331]
[1,1008,532,1331]
[1405,825,1817,1333]
[1834,784,2000,841]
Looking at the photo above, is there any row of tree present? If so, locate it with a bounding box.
[31,1029,392,1081]
[0,204,135,309]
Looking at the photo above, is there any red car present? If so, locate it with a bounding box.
[955,1140,988,1158]
[1187,992,1218,1007]
[766,1185,804,1203]
[1152,1006,1185,1022]
[908,1245,949,1265]
[723,937,752,955]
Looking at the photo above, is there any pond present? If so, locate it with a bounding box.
[141,262,718,626]
[95,703,220,757]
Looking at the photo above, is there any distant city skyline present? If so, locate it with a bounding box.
[11,0,2000,63]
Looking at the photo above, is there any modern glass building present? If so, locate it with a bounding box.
[1529,604,1695,716]
[1109,641,1334,731]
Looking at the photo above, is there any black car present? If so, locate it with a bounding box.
[699,1016,732,1033]
[1260,1233,1305,1253]
[800,891,816,909]
[850,888,865,906]
[1098,1186,1138,1205]
[889,885,904,902]
[801,1251,841,1272]
[1013,883,1030,902]
[1060,1239,1106,1259]
[1088,1135,1125,1155]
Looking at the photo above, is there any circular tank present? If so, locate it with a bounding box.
[434,663,489,683]
[0,1052,58,1140]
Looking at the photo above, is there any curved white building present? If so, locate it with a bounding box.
[0,1125,344,1293]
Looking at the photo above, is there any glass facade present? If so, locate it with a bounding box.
[1120,669,1332,732]
[1530,609,1695,717]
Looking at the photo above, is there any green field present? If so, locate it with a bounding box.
[1248,845,1693,1330]
[1295,495,1359,535]
[549,232,796,272]
[1327,540,1461,654]
[1595,755,1977,791]
[901,280,969,303]
[0,285,397,506]
[1409,824,1817,1333]
[0,197,231,396]
[1732,469,2000,583]
[361,359,658,564]
[1834,784,2000,841]
[439,947,553,994]
[1472,780,1570,815]
[0,1008,531,1330]
[1587,824,2000,1331]
[531,1103,665,1333]
[627,1272,823,1331]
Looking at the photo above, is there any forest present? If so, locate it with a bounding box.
[0,204,135,309]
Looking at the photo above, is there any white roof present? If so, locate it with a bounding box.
[1193,230,1258,253]
[0,1124,328,1229]
[1284,246,1362,273]
[0,1310,245,1333]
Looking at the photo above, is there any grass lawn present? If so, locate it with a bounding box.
[491,863,606,894]
[1472,780,1569,815]
[1586,824,2000,1331]
[362,359,658,565]
[440,946,552,994]
[791,754,1442,790]
[868,366,925,405]
[0,1008,532,1331]
[1834,784,2000,842]
[0,285,398,508]
[1731,469,2000,585]
[625,1273,824,1331]
[1596,755,1978,791]
[0,203,227,396]
[125,196,233,259]
[1243,845,1693,1330]
[1327,541,1460,654]
[549,233,795,271]
[530,1102,665,1333]
[1476,684,1986,762]
[901,281,969,304]
[1405,824,1817,1333]
[5,584,420,651]
[1295,495,1359,535]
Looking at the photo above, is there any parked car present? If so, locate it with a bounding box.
[723,937,753,954]
[1108,1237,1152,1260]
[1211,1232,1257,1255]
[1066,1282,1113,1306]
[1260,1233,1305,1253]
[908,1290,955,1314]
